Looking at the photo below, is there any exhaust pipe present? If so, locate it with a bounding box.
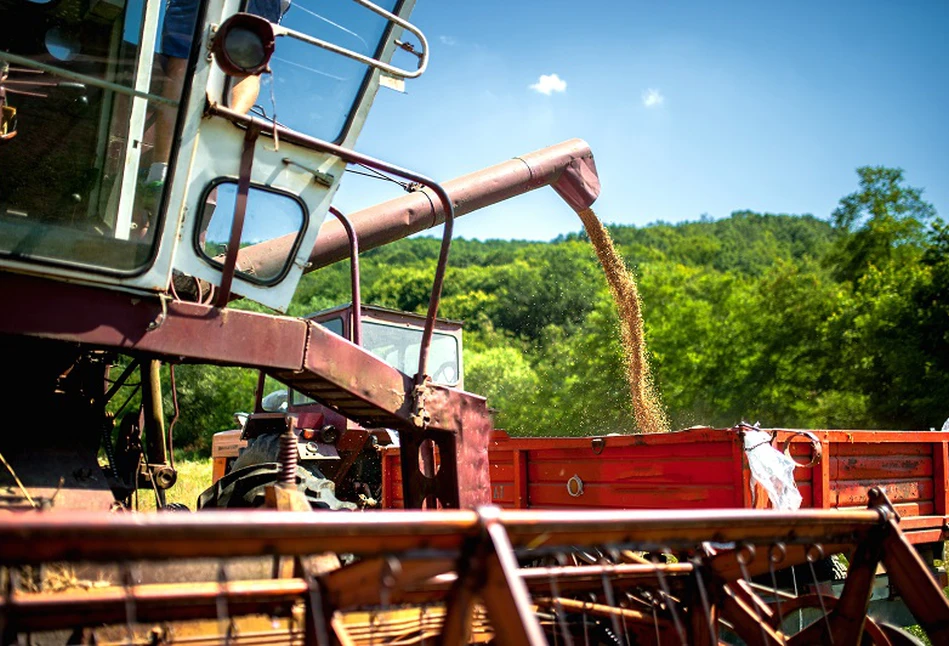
[236,139,599,278]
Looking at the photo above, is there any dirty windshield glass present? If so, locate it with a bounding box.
[293,317,459,410]
[240,0,400,142]
[362,321,460,386]
[0,0,188,272]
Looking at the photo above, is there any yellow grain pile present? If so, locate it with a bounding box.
[577,208,669,434]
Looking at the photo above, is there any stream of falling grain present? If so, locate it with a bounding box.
[577,208,669,434]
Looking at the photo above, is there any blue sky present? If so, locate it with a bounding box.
[333,0,949,242]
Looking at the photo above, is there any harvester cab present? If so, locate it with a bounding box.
[0,0,424,311]
[208,303,464,509]
[0,0,475,512]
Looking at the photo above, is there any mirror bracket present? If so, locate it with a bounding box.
[216,125,260,306]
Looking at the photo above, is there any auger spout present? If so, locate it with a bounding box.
[235,139,599,278]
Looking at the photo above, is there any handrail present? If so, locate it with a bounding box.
[271,0,429,80]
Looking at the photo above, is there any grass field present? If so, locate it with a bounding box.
[137,457,213,512]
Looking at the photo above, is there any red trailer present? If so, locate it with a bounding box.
[382,426,949,548]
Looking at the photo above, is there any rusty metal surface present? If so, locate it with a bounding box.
[0,507,890,566]
[234,139,600,278]
[0,273,308,371]
[383,427,949,541]
[2,493,948,644]
[3,580,308,632]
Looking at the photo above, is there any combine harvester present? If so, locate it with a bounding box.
[1,0,947,643]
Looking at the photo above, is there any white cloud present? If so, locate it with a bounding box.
[642,88,664,108]
[439,35,456,46]
[530,73,567,96]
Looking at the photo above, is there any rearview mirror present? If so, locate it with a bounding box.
[196,180,306,284]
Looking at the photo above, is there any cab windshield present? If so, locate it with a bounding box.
[236,0,401,142]
[0,0,178,273]
[0,0,400,274]
[291,316,461,407]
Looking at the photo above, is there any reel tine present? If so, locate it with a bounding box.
[303,559,331,646]
[806,544,834,645]
[598,555,624,644]
[1,566,13,640]
[216,560,235,646]
[651,550,687,646]
[736,543,770,646]
[419,604,427,646]
[768,542,788,630]
[581,596,591,646]
[606,549,632,646]
[648,590,661,646]
[121,564,136,646]
[690,556,717,642]
[548,553,574,646]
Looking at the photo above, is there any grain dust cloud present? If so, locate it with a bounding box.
[577,208,669,434]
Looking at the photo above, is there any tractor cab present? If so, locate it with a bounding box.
[209,303,463,506]
[0,0,425,311]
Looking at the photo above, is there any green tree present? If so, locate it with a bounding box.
[830,166,936,282]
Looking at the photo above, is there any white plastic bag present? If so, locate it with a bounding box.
[744,430,803,511]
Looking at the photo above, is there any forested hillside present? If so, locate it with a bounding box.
[168,167,948,453]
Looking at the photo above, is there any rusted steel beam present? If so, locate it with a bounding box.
[0,274,493,510]
[0,510,481,564]
[720,584,786,646]
[822,526,885,646]
[323,557,456,609]
[438,537,484,646]
[730,579,775,624]
[0,507,894,566]
[394,384,493,508]
[1,580,307,632]
[479,510,547,646]
[0,273,308,371]
[709,543,852,582]
[520,562,693,596]
[781,595,894,646]
[285,320,492,508]
[335,562,698,608]
[497,508,890,549]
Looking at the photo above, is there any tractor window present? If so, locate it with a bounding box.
[237,0,400,142]
[362,321,460,386]
[320,316,344,337]
[0,0,189,274]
